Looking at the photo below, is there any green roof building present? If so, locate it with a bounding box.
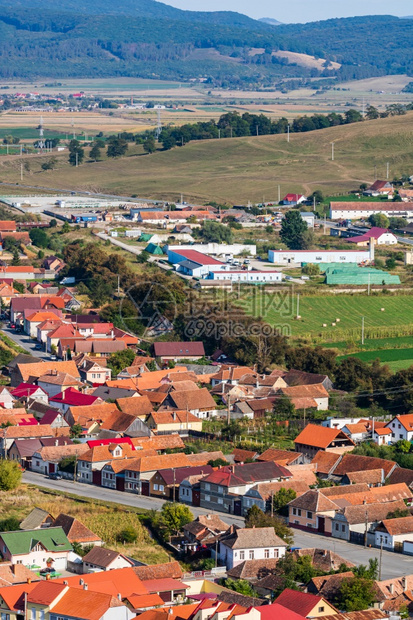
[0,526,72,571]
[145,243,164,255]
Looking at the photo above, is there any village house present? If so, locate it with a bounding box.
[0,527,72,571]
[294,425,355,460]
[375,516,413,551]
[124,453,192,495]
[347,227,398,246]
[158,388,218,419]
[11,383,48,405]
[275,589,339,618]
[183,514,230,551]
[200,461,292,515]
[242,479,313,514]
[77,442,139,485]
[99,410,151,438]
[279,384,329,411]
[11,359,80,388]
[288,490,339,535]
[116,395,153,420]
[31,442,89,476]
[153,341,205,362]
[0,424,68,458]
[386,414,413,442]
[20,508,55,531]
[51,513,102,548]
[77,357,112,384]
[8,436,72,470]
[331,499,407,545]
[373,428,393,446]
[0,386,15,409]
[218,527,287,570]
[258,449,303,467]
[82,546,135,573]
[146,410,203,434]
[150,465,213,501]
[364,180,394,197]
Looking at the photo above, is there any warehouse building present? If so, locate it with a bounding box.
[268,245,373,265]
[329,202,413,220]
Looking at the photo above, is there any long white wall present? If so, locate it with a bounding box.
[167,243,257,256]
[268,249,371,264]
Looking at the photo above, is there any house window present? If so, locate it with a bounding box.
[249,550,254,560]
[205,483,210,491]
[31,609,36,620]
[400,435,403,439]
[292,508,297,515]
[2,613,10,620]
[159,485,164,492]
[205,495,210,502]
[307,511,313,519]
[318,608,325,613]
[240,551,245,560]
[40,611,45,620]
[218,497,223,504]
[153,484,158,491]
[264,549,270,559]
[335,523,339,531]
[341,525,345,532]
[297,509,302,516]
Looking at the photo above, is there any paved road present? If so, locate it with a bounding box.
[22,472,408,578]
[293,529,410,580]
[22,471,246,527]
[1,325,50,359]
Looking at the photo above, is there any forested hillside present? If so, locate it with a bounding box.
[0,0,411,85]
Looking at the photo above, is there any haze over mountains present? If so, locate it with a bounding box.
[0,0,411,86]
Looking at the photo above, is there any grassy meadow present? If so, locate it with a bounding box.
[242,292,413,343]
[1,485,169,564]
[0,111,411,202]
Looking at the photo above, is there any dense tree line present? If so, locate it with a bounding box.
[157,106,410,150]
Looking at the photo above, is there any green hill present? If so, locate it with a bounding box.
[3,112,413,203]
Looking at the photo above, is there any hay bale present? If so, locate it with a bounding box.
[336,318,340,322]
[381,308,385,311]
[332,322,336,327]
[322,323,327,327]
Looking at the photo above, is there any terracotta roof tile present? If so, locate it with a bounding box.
[295,425,354,450]
[332,454,397,478]
[19,360,80,382]
[116,395,154,417]
[132,435,185,451]
[52,513,101,543]
[258,449,302,466]
[133,561,183,581]
[311,451,342,475]
[379,515,413,536]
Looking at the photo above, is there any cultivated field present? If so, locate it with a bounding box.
[243,292,413,343]
[338,348,413,372]
[0,112,411,203]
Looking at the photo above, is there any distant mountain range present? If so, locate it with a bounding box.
[0,0,411,86]
[259,18,283,26]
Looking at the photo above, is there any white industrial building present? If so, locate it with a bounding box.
[168,248,227,277]
[166,243,257,256]
[329,202,413,220]
[207,270,282,283]
[268,246,373,265]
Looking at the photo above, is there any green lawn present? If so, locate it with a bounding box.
[242,293,413,342]
[324,335,413,352]
[338,348,413,371]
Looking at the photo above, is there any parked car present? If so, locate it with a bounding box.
[50,355,57,361]
[48,472,62,480]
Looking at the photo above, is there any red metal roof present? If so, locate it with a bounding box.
[50,388,100,406]
[172,250,223,265]
[275,589,332,617]
[347,227,392,243]
[87,437,135,449]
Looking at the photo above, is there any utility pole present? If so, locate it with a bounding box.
[256,125,259,137]
[215,539,218,568]
[117,274,120,296]
[379,539,383,580]
[173,468,176,503]
[361,316,365,345]
[278,185,281,203]
[386,162,390,180]
[20,144,22,156]
[271,490,274,518]
[374,164,377,180]
[324,214,327,235]
[364,510,368,548]
[218,129,221,139]
[331,142,335,161]
[230,126,233,138]
[296,293,300,318]
[76,152,78,168]
[287,124,290,143]
[368,273,371,296]
[20,163,23,182]
[227,394,231,425]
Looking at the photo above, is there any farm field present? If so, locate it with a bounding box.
[1,484,169,564]
[242,292,413,342]
[0,111,411,202]
[324,335,413,352]
[337,348,413,372]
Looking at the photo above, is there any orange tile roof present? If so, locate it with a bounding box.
[0,583,37,611]
[392,414,413,432]
[116,395,153,416]
[149,410,200,426]
[54,567,148,597]
[125,593,164,609]
[26,311,63,323]
[0,424,55,439]
[18,361,80,382]
[281,384,329,399]
[125,452,191,473]
[51,588,123,620]
[135,367,187,391]
[28,581,66,605]
[131,435,185,451]
[67,402,118,423]
[79,443,138,463]
[295,424,355,449]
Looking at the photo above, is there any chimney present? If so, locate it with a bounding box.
[79,578,84,585]
[83,584,88,591]
[27,578,32,584]
[55,439,58,446]
[389,584,394,594]
[117,594,122,601]
[46,574,51,580]
[402,577,407,592]
[172,412,176,421]
[63,580,68,585]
